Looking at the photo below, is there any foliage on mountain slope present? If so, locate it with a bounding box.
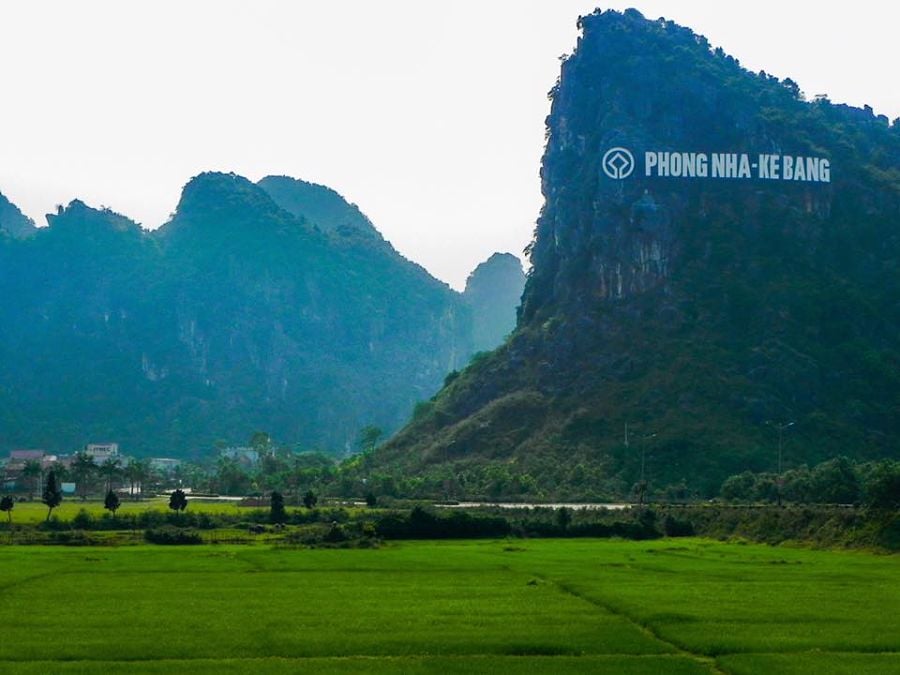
[362,9,900,499]
[0,173,506,457]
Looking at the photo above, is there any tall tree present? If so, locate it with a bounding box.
[302,490,318,509]
[71,452,98,501]
[42,471,63,521]
[214,458,251,496]
[168,489,188,514]
[0,495,13,524]
[99,457,122,494]
[104,489,121,517]
[270,490,286,524]
[21,460,42,500]
[125,459,150,500]
[864,462,900,511]
[48,461,71,484]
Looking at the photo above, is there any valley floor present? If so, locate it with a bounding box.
[0,539,897,674]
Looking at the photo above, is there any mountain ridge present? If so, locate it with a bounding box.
[0,172,519,457]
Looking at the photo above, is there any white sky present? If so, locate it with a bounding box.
[1,1,897,289]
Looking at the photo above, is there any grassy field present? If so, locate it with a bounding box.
[4,497,375,526]
[4,497,258,524]
[0,539,897,673]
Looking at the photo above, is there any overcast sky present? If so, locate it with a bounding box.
[1,1,897,289]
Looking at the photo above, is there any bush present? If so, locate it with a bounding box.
[663,514,695,537]
[72,508,96,530]
[324,523,348,543]
[376,507,511,539]
[864,462,900,510]
[144,527,203,545]
[38,515,68,531]
[48,530,101,546]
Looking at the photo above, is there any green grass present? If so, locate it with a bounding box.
[719,653,900,675]
[5,497,250,524]
[0,539,897,673]
[5,497,370,525]
[0,655,712,674]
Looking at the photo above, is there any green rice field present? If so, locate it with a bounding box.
[4,497,255,524]
[0,539,897,673]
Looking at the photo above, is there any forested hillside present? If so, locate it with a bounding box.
[362,9,900,500]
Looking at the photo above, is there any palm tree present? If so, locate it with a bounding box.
[21,460,42,500]
[49,461,70,483]
[125,459,150,500]
[71,452,98,501]
[99,458,122,494]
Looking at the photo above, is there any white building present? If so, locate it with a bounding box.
[85,443,119,463]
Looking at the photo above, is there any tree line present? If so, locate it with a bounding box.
[719,457,900,509]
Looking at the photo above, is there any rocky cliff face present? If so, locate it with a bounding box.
[463,252,525,352]
[365,9,900,499]
[0,173,519,456]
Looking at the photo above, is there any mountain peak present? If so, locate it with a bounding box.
[364,10,900,499]
[0,192,37,239]
[157,171,299,242]
[174,172,282,219]
[463,252,526,352]
[258,175,384,242]
[45,199,141,235]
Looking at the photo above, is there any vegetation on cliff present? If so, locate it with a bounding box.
[0,174,518,456]
[364,9,900,498]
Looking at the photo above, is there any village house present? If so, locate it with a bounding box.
[2,449,57,491]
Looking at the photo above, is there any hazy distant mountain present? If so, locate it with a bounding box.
[257,175,384,243]
[463,252,525,352]
[363,9,900,500]
[0,193,36,239]
[0,173,519,457]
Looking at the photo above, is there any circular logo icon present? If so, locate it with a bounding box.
[602,147,635,180]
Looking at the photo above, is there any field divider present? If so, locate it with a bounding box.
[532,572,730,675]
[0,570,76,596]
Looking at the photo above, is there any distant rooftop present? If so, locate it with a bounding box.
[8,449,45,460]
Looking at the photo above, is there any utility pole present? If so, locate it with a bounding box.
[636,432,656,507]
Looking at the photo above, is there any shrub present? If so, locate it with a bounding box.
[865,462,900,511]
[72,508,96,530]
[376,507,511,539]
[49,530,100,546]
[324,523,348,543]
[144,526,202,545]
[663,515,696,537]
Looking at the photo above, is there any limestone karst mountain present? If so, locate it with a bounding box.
[0,173,519,456]
[361,9,900,499]
[463,252,525,353]
[0,193,36,239]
